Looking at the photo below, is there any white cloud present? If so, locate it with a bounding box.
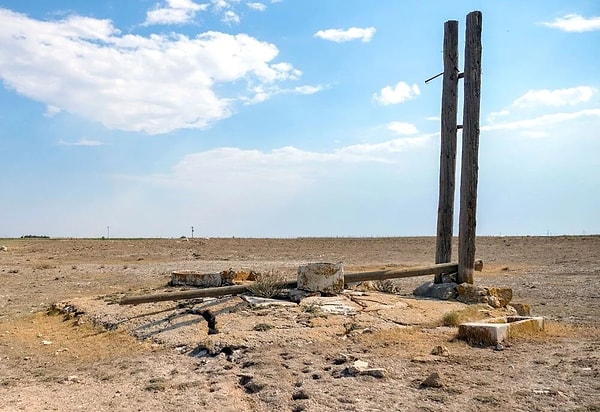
[59,138,103,146]
[247,2,267,11]
[314,27,376,43]
[0,8,301,134]
[222,10,240,24]
[386,122,418,135]
[425,116,440,121]
[293,85,324,95]
[542,14,600,32]
[44,105,62,118]
[244,83,325,104]
[481,108,600,132]
[143,0,208,26]
[486,109,510,123]
[373,82,420,105]
[149,134,434,194]
[514,86,596,107]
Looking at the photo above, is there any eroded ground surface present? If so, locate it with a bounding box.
[0,236,599,411]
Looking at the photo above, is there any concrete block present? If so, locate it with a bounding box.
[297,262,344,294]
[458,316,544,346]
[170,271,224,288]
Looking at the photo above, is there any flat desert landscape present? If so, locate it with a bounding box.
[0,236,599,411]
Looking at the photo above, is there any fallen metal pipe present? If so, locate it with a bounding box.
[119,262,459,305]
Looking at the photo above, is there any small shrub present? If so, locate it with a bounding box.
[247,270,286,298]
[253,323,274,332]
[442,305,490,326]
[373,279,401,294]
[145,377,167,392]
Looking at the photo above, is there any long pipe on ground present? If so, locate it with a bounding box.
[119,262,459,305]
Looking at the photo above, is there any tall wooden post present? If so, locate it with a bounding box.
[435,20,459,283]
[458,11,482,284]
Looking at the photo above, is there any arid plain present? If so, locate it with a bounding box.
[0,236,598,411]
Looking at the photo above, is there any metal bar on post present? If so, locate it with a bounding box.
[435,20,460,283]
[458,11,483,284]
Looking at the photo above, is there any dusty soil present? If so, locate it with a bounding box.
[0,236,599,411]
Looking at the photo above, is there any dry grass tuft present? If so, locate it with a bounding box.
[246,270,287,298]
[442,304,491,327]
[372,279,401,294]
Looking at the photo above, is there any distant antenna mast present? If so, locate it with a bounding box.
[191,226,194,239]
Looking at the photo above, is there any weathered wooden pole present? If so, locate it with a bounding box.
[458,11,482,284]
[435,20,460,283]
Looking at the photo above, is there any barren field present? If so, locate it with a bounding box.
[0,236,599,411]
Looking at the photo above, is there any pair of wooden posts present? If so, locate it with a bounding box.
[435,11,482,285]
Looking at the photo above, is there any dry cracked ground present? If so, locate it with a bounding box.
[0,236,599,411]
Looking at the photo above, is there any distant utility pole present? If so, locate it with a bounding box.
[107,226,110,239]
[191,226,194,239]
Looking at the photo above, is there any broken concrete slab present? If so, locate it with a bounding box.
[299,295,361,315]
[458,316,544,346]
[241,295,298,308]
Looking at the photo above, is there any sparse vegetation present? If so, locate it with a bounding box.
[373,279,401,294]
[34,263,55,270]
[246,269,286,298]
[253,323,274,332]
[442,305,490,327]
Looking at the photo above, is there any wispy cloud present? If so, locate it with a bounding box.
[386,122,418,135]
[222,10,240,24]
[481,108,600,132]
[486,109,510,123]
[244,83,325,104]
[514,86,596,107]
[0,8,302,134]
[373,82,420,105]
[542,14,600,32]
[143,0,208,26]
[59,138,104,146]
[314,27,376,43]
[247,2,266,11]
[148,134,434,192]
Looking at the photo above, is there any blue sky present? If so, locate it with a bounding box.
[0,0,599,238]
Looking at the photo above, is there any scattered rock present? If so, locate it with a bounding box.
[457,283,512,308]
[509,303,531,316]
[0,246,8,252]
[441,272,457,284]
[335,360,387,379]
[413,282,458,300]
[292,389,310,400]
[420,371,445,388]
[431,345,450,357]
[353,360,369,369]
[474,259,484,271]
[238,375,265,394]
[494,343,505,351]
[332,353,355,365]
